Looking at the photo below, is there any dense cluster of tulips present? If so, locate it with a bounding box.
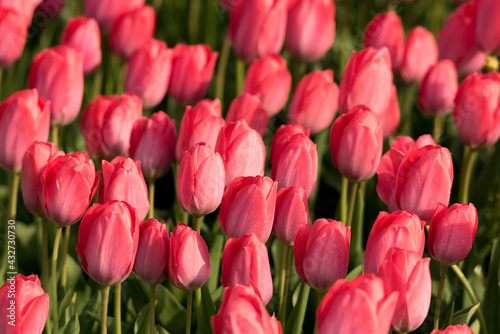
[1,0,500,333]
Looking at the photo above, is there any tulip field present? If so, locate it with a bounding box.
[2,0,500,333]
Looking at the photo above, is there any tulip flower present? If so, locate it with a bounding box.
[228,0,287,62]
[80,95,115,160]
[0,275,49,334]
[84,0,145,31]
[364,11,404,70]
[270,124,310,167]
[175,99,225,161]
[287,70,339,134]
[225,93,269,136]
[418,60,458,115]
[0,89,50,173]
[219,176,277,242]
[294,219,350,292]
[129,111,176,180]
[243,54,291,116]
[29,45,84,126]
[364,211,425,275]
[211,285,282,334]
[99,156,150,221]
[330,105,383,182]
[285,0,335,62]
[0,8,29,68]
[316,274,398,334]
[475,0,500,55]
[273,186,309,245]
[378,248,432,333]
[60,16,101,74]
[177,143,225,216]
[0,0,34,21]
[169,44,218,105]
[215,120,266,186]
[399,26,438,84]
[431,324,474,334]
[125,39,172,108]
[221,234,273,305]
[382,84,401,138]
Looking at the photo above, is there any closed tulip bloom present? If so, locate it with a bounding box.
[0,275,49,334]
[129,111,176,180]
[364,211,425,275]
[177,143,225,216]
[110,5,155,60]
[169,44,218,105]
[99,156,149,221]
[84,0,145,31]
[0,0,34,21]
[169,223,211,291]
[125,39,172,108]
[0,9,28,68]
[243,54,291,116]
[272,186,309,245]
[294,219,350,292]
[219,176,277,242]
[381,84,401,138]
[270,124,310,167]
[211,285,282,334]
[428,203,478,266]
[453,72,500,149]
[439,2,486,76]
[285,0,335,62]
[288,70,339,134]
[330,105,383,182]
[399,27,438,84]
[216,120,266,186]
[0,89,50,173]
[77,200,139,286]
[317,274,398,334]
[418,60,458,115]
[133,218,169,285]
[225,93,269,136]
[378,249,432,333]
[475,0,500,54]
[364,12,404,70]
[175,99,225,161]
[61,17,101,74]
[21,142,63,216]
[431,324,474,334]
[29,45,84,126]
[228,0,287,62]
[221,234,273,305]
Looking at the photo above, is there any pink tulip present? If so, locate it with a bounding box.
[225,93,269,136]
[0,0,34,21]
[272,186,309,245]
[399,26,438,84]
[77,200,139,286]
[84,0,145,31]
[0,8,29,68]
[0,89,50,173]
[287,70,339,134]
[270,124,310,167]
[431,324,474,334]
[80,95,115,160]
[221,234,273,305]
[418,60,458,115]
[475,0,500,54]
[382,84,401,138]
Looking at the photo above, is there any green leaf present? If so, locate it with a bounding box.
[285,282,310,334]
[442,301,456,329]
[451,302,480,326]
[207,232,224,293]
[483,238,500,334]
[79,291,101,334]
[345,265,363,281]
[155,284,186,334]
[63,314,80,334]
[196,284,216,334]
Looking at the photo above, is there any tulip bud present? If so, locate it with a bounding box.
[175,99,225,161]
[418,60,458,115]
[378,249,432,333]
[270,124,310,168]
[364,12,404,70]
[216,120,266,186]
[285,0,335,62]
[0,275,49,334]
[61,16,101,74]
[475,0,500,54]
[0,0,34,22]
[99,156,150,221]
[225,93,269,136]
[129,111,176,180]
[243,54,291,116]
[273,186,309,245]
[453,72,500,149]
[294,219,350,292]
[330,105,383,182]
[317,274,398,334]
[211,285,282,334]
[80,95,115,160]
[428,203,477,266]
[0,8,28,68]
[221,234,273,305]
[169,44,218,105]
[77,200,139,286]
[364,211,425,275]
[288,70,339,134]
[125,39,172,108]
[431,324,474,334]
[29,45,84,127]
[21,142,64,216]
[399,26,438,84]
[219,176,277,242]
[0,89,50,173]
[133,218,169,285]
[84,0,145,31]
[228,0,287,62]
[169,223,211,291]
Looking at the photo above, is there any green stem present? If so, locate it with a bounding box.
[294,62,307,88]
[51,126,59,149]
[430,0,445,34]
[458,146,478,204]
[235,59,246,96]
[434,264,448,329]
[41,218,51,333]
[188,0,200,43]
[286,283,310,334]
[401,84,417,136]
[51,227,63,334]
[115,283,121,334]
[309,129,329,219]
[195,288,203,334]
[349,181,365,269]
[153,0,163,12]
[60,226,70,290]
[278,245,292,326]
[116,62,127,94]
[204,0,217,48]
[339,176,348,224]
[346,182,359,227]
[92,65,104,99]
[194,216,203,234]
[186,291,193,334]
[101,286,110,334]
[148,179,155,219]
[313,292,326,334]
[0,68,3,100]
[150,284,156,334]
[215,35,231,106]
[433,114,445,144]
[7,173,19,220]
